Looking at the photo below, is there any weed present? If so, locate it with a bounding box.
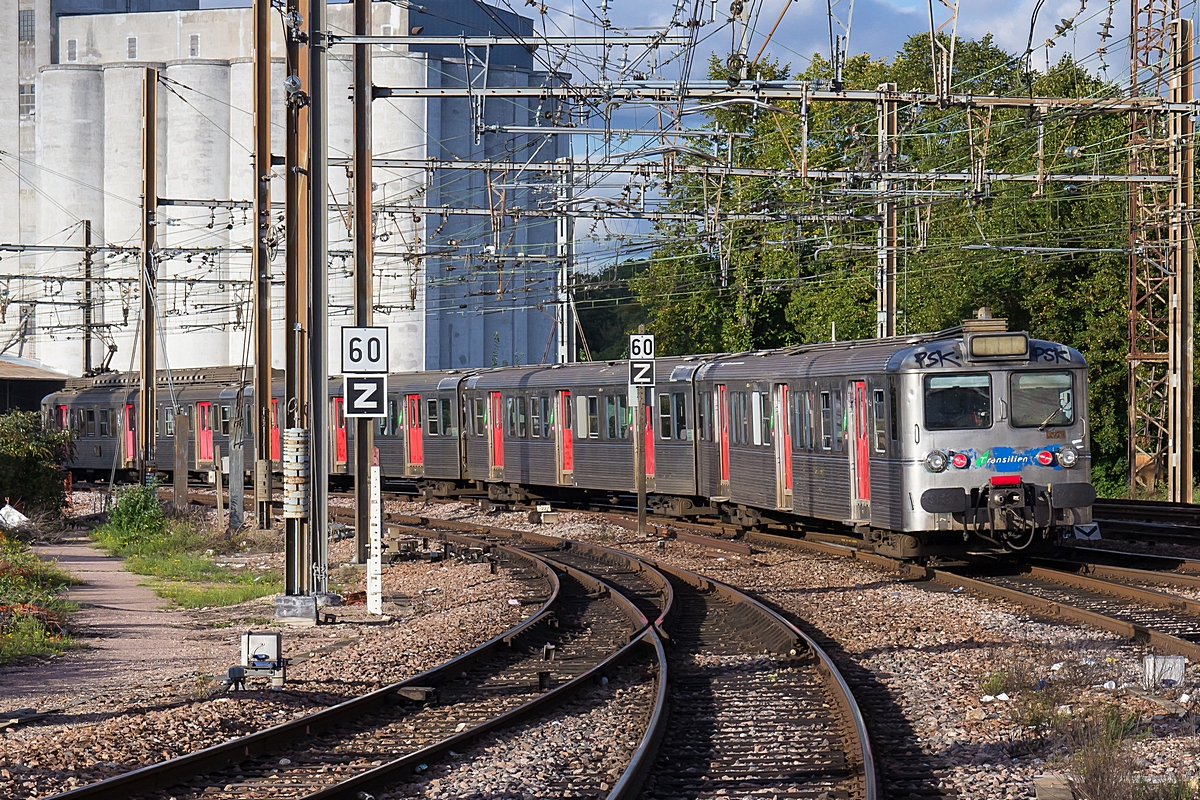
[980,670,1010,696]
[154,581,279,609]
[0,531,77,663]
[94,493,280,609]
[0,614,72,663]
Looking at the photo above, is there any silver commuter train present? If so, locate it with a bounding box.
[43,316,1096,559]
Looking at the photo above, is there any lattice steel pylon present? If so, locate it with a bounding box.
[1128,0,1194,501]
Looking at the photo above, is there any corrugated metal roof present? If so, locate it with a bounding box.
[0,357,70,381]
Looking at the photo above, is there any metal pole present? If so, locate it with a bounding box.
[634,326,646,537]
[253,0,274,531]
[139,67,158,483]
[284,0,312,596]
[353,0,373,564]
[555,159,573,363]
[82,220,92,375]
[1169,16,1194,503]
[876,82,897,338]
[309,0,330,594]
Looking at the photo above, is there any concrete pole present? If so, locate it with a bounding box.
[82,220,92,375]
[309,0,331,593]
[139,68,158,483]
[284,0,312,595]
[253,0,274,531]
[1168,17,1194,503]
[353,0,374,564]
[875,82,897,339]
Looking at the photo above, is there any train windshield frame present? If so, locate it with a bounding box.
[923,373,993,431]
[1009,371,1075,428]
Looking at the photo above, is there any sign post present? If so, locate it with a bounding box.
[341,325,388,569]
[629,332,655,537]
[367,449,382,615]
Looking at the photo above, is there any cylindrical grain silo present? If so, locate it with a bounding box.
[35,64,105,375]
[102,63,166,374]
[227,57,285,366]
[163,58,231,369]
[372,48,431,372]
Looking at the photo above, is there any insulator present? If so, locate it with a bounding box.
[282,427,310,519]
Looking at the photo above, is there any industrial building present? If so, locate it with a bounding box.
[0,0,568,377]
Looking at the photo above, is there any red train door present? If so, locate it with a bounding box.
[197,402,214,462]
[716,385,730,494]
[488,391,504,479]
[405,394,423,474]
[56,405,68,430]
[643,390,655,483]
[850,380,871,520]
[124,404,136,465]
[774,384,792,509]
[556,390,572,483]
[270,398,280,461]
[332,397,347,468]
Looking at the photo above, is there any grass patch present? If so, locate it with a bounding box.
[0,531,77,664]
[155,582,279,609]
[92,484,280,609]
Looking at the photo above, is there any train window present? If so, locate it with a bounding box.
[440,398,453,436]
[820,391,832,450]
[659,394,672,440]
[605,396,618,439]
[588,396,599,439]
[378,408,390,437]
[759,392,772,446]
[387,398,400,436]
[750,392,763,446]
[165,411,175,437]
[474,397,486,436]
[99,409,111,437]
[1010,372,1074,428]
[924,374,992,430]
[872,389,887,453]
[245,404,253,438]
[697,391,710,441]
[731,392,747,445]
[506,397,517,437]
[542,397,554,438]
[832,389,844,452]
[514,397,526,438]
[888,379,899,441]
[617,395,630,438]
[802,391,815,450]
[531,396,542,438]
[84,409,96,437]
[574,395,587,439]
[674,393,687,440]
[220,405,231,436]
[427,399,440,436]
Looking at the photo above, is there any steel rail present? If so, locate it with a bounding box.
[747,530,1200,663]
[44,543,561,800]
[1030,556,1200,590]
[296,536,661,800]
[485,526,875,800]
[384,527,672,800]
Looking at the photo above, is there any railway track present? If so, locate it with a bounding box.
[46,539,660,800]
[437,525,877,800]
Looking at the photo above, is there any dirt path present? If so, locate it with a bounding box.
[0,534,191,703]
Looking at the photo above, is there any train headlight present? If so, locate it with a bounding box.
[1057,445,1079,468]
[925,450,949,473]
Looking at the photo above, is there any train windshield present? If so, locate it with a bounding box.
[924,374,992,430]
[1010,371,1074,428]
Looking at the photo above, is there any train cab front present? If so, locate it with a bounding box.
[876,318,1098,560]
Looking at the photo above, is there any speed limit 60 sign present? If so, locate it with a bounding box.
[629,333,655,387]
[341,327,388,374]
[629,334,655,359]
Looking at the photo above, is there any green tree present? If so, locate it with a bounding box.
[626,33,1135,485]
[0,411,73,515]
